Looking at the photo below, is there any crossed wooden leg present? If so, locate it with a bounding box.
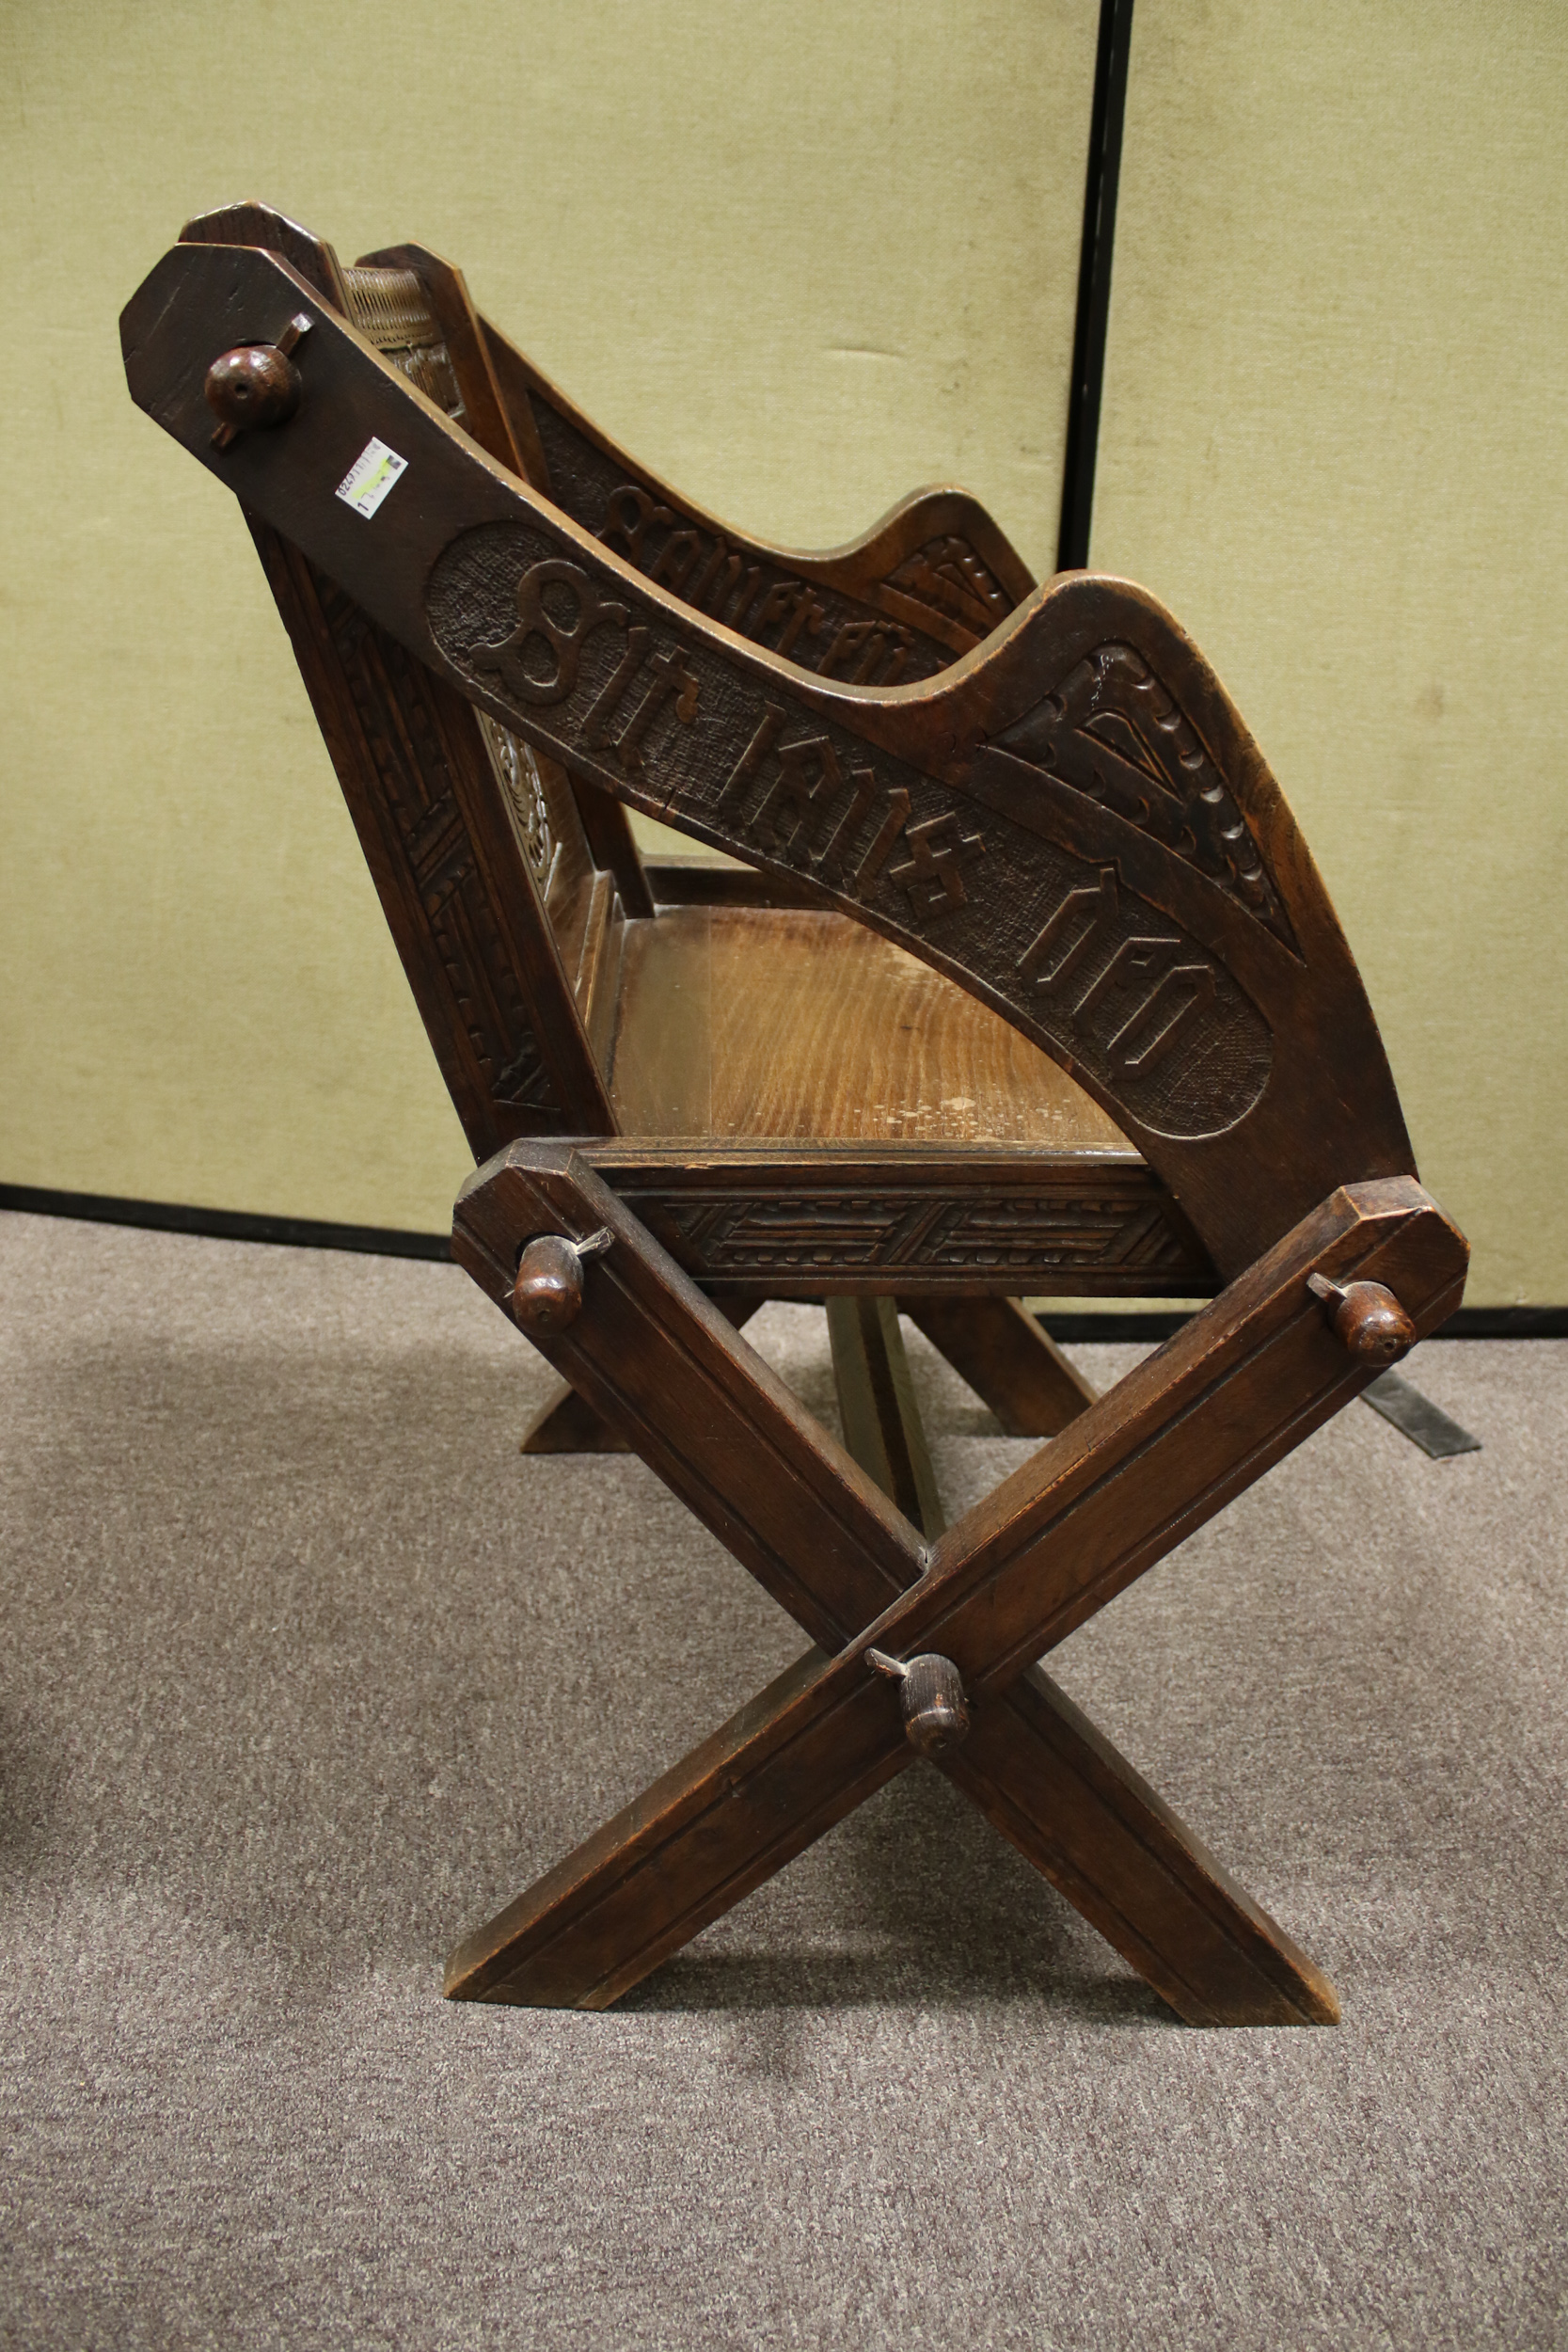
[451,1146,1465,2022]
[521,1289,768,1454]
[525,1292,1087,1455]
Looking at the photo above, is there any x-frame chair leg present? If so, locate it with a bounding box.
[827,1296,946,1536]
[450,1147,1466,2021]
[823,1301,1330,2024]
[520,1291,768,1454]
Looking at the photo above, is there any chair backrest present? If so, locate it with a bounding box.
[124,230,1418,1280]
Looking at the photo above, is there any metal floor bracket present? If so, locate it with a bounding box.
[1361,1369,1481,1458]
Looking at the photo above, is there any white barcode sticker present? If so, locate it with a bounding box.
[336,437,407,518]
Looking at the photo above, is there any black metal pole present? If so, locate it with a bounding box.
[1056,0,1135,572]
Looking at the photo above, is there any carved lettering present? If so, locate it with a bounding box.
[889,812,986,919]
[427,522,1279,1144]
[600,485,673,567]
[819,621,879,678]
[470,557,630,706]
[1110,964,1218,1073]
[750,736,846,855]
[593,484,916,684]
[648,527,705,592]
[616,643,701,773]
[851,788,911,891]
[1018,866,1222,1078]
[580,625,651,747]
[776,592,828,660]
[813,767,879,882]
[471,556,699,771]
[1019,866,1119,993]
[1074,936,1179,1024]
[718,704,787,810]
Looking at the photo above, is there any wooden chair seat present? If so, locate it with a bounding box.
[121,204,1469,2028]
[610,903,1130,1149]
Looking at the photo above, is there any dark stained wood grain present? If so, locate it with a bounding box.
[607,906,1131,1150]
[520,1288,765,1454]
[123,216,1470,2028]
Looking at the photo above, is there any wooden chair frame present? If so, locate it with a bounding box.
[120,220,1468,2023]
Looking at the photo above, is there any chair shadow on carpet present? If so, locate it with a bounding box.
[0,1697,63,1879]
[619,1765,1175,2026]
[0,1319,1266,2027]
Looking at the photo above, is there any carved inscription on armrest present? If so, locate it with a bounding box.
[526,395,1010,680]
[426,524,1274,1143]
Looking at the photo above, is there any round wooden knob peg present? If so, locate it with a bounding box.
[510,1227,614,1337]
[867,1648,972,1758]
[1307,1272,1417,1367]
[204,344,302,445]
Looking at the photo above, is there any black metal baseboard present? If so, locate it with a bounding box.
[0,1182,450,1263]
[1038,1305,1567,1343]
[3,1182,1561,1338]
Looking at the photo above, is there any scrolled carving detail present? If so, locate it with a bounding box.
[884,534,1012,638]
[990,644,1297,948]
[479,713,555,886]
[471,557,632,706]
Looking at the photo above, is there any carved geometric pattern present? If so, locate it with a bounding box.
[884,534,1013,639]
[494,1030,558,1111]
[624,1186,1211,1293]
[990,644,1297,948]
[312,570,562,1123]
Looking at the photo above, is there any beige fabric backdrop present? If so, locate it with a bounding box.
[1094,0,1568,1304]
[2,3,1562,1299]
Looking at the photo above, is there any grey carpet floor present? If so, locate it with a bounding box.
[0,1208,1563,2350]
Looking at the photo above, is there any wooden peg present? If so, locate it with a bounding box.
[1307,1272,1417,1366]
[867,1647,971,1757]
[510,1227,613,1336]
[512,1234,587,1334]
[204,313,312,449]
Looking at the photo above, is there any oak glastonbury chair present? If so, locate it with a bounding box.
[121,207,1469,2026]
